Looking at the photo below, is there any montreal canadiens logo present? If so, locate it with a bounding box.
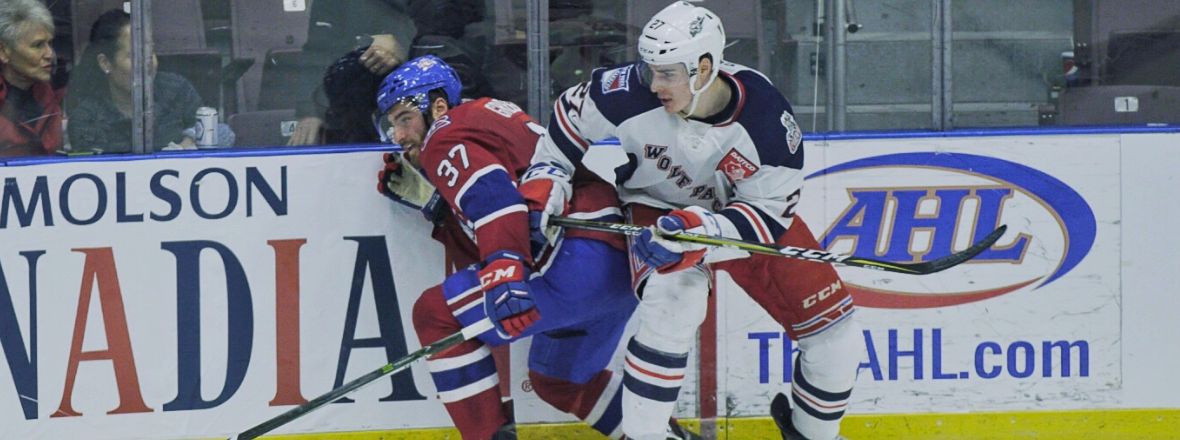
[806,152,1096,309]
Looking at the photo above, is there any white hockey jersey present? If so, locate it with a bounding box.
[535,61,805,244]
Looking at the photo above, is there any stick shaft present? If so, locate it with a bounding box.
[232,319,493,440]
[551,216,1005,275]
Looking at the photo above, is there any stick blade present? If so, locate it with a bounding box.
[914,224,1008,274]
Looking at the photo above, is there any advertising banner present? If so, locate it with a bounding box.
[717,135,1120,414]
[0,150,454,439]
[0,130,1156,438]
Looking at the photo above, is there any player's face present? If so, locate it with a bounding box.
[385,102,427,166]
[646,63,691,113]
[0,23,55,88]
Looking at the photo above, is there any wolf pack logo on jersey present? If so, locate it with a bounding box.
[717,148,758,182]
[806,152,1097,309]
[601,66,631,94]
[643,144,668,159]
[781,111,802,154]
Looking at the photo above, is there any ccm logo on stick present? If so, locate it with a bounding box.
[803,281,843,309]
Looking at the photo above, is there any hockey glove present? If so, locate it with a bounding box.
[632,206,723,274]
[519,162,572,256]
[480,250,540,338]
[378,152,445,222]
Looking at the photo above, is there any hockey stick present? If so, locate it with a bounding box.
[551,216,1007,275]
[229,318,494,440]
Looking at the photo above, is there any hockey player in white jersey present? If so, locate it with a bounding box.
[527,2,863,439]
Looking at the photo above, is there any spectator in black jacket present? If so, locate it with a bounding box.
[65,9,212,152]
[286,0,416,145]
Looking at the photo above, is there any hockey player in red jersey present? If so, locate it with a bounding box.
[529,2,864,439]
[375,55,699,440]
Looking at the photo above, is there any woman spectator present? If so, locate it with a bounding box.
[65,9,207,152]
[0,0,62,156]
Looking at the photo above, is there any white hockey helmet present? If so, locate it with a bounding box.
[638,1,726,99]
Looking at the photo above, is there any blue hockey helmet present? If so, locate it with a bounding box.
[375,55,463,117]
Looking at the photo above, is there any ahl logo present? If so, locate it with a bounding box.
[807,152,1097,309]
[781,111,802,154]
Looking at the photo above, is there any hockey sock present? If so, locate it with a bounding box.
[621,338,688,439]
[530,370,625,438]
[790,317,861,440]
[620,270,708,439]
[414,285,507,438]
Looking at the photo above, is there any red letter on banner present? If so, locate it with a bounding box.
[54,248,152,417]
[268,239,308,406]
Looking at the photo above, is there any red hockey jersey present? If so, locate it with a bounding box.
[418,97,623,266]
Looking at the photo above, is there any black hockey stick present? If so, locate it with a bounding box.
[551,216,1007,275]
[229,318,494,440]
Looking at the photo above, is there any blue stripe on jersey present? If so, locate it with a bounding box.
[731,70,805,171]
[590,386,624,434]
[588,63,662,126]
[718,208,763,243]
[456,168,525,223]
[430,353,497,393]
[548,103,587,162]
[623,372,681,402]
[748,203,787,238]
[626,339,689,369]
[720,203,788,242]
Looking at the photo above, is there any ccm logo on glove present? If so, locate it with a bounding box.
[479,262,521,287]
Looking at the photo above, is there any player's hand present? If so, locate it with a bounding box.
[378,152,444,221]
[287,117,323,145]
[632,206,721,273]
[520,163,571,257]
[480,251,539,338]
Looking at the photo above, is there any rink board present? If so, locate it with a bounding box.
[0,130,1177,439]
[713,134,1121,417]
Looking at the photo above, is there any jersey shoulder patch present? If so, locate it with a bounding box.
[731,69,805,170]
[588,63,662,125]
[600,65,632,94]
[717,148,759,183]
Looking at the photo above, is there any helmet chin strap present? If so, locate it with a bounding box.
[682,67,720,118]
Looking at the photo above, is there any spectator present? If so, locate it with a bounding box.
[287,0,417,145]
[319,47,383,144]
[0,0,62,156]
[407,0,491,99]
[65,9,223,153]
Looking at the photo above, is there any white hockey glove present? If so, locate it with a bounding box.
[519,162,572,256]
[377,152,444,222]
